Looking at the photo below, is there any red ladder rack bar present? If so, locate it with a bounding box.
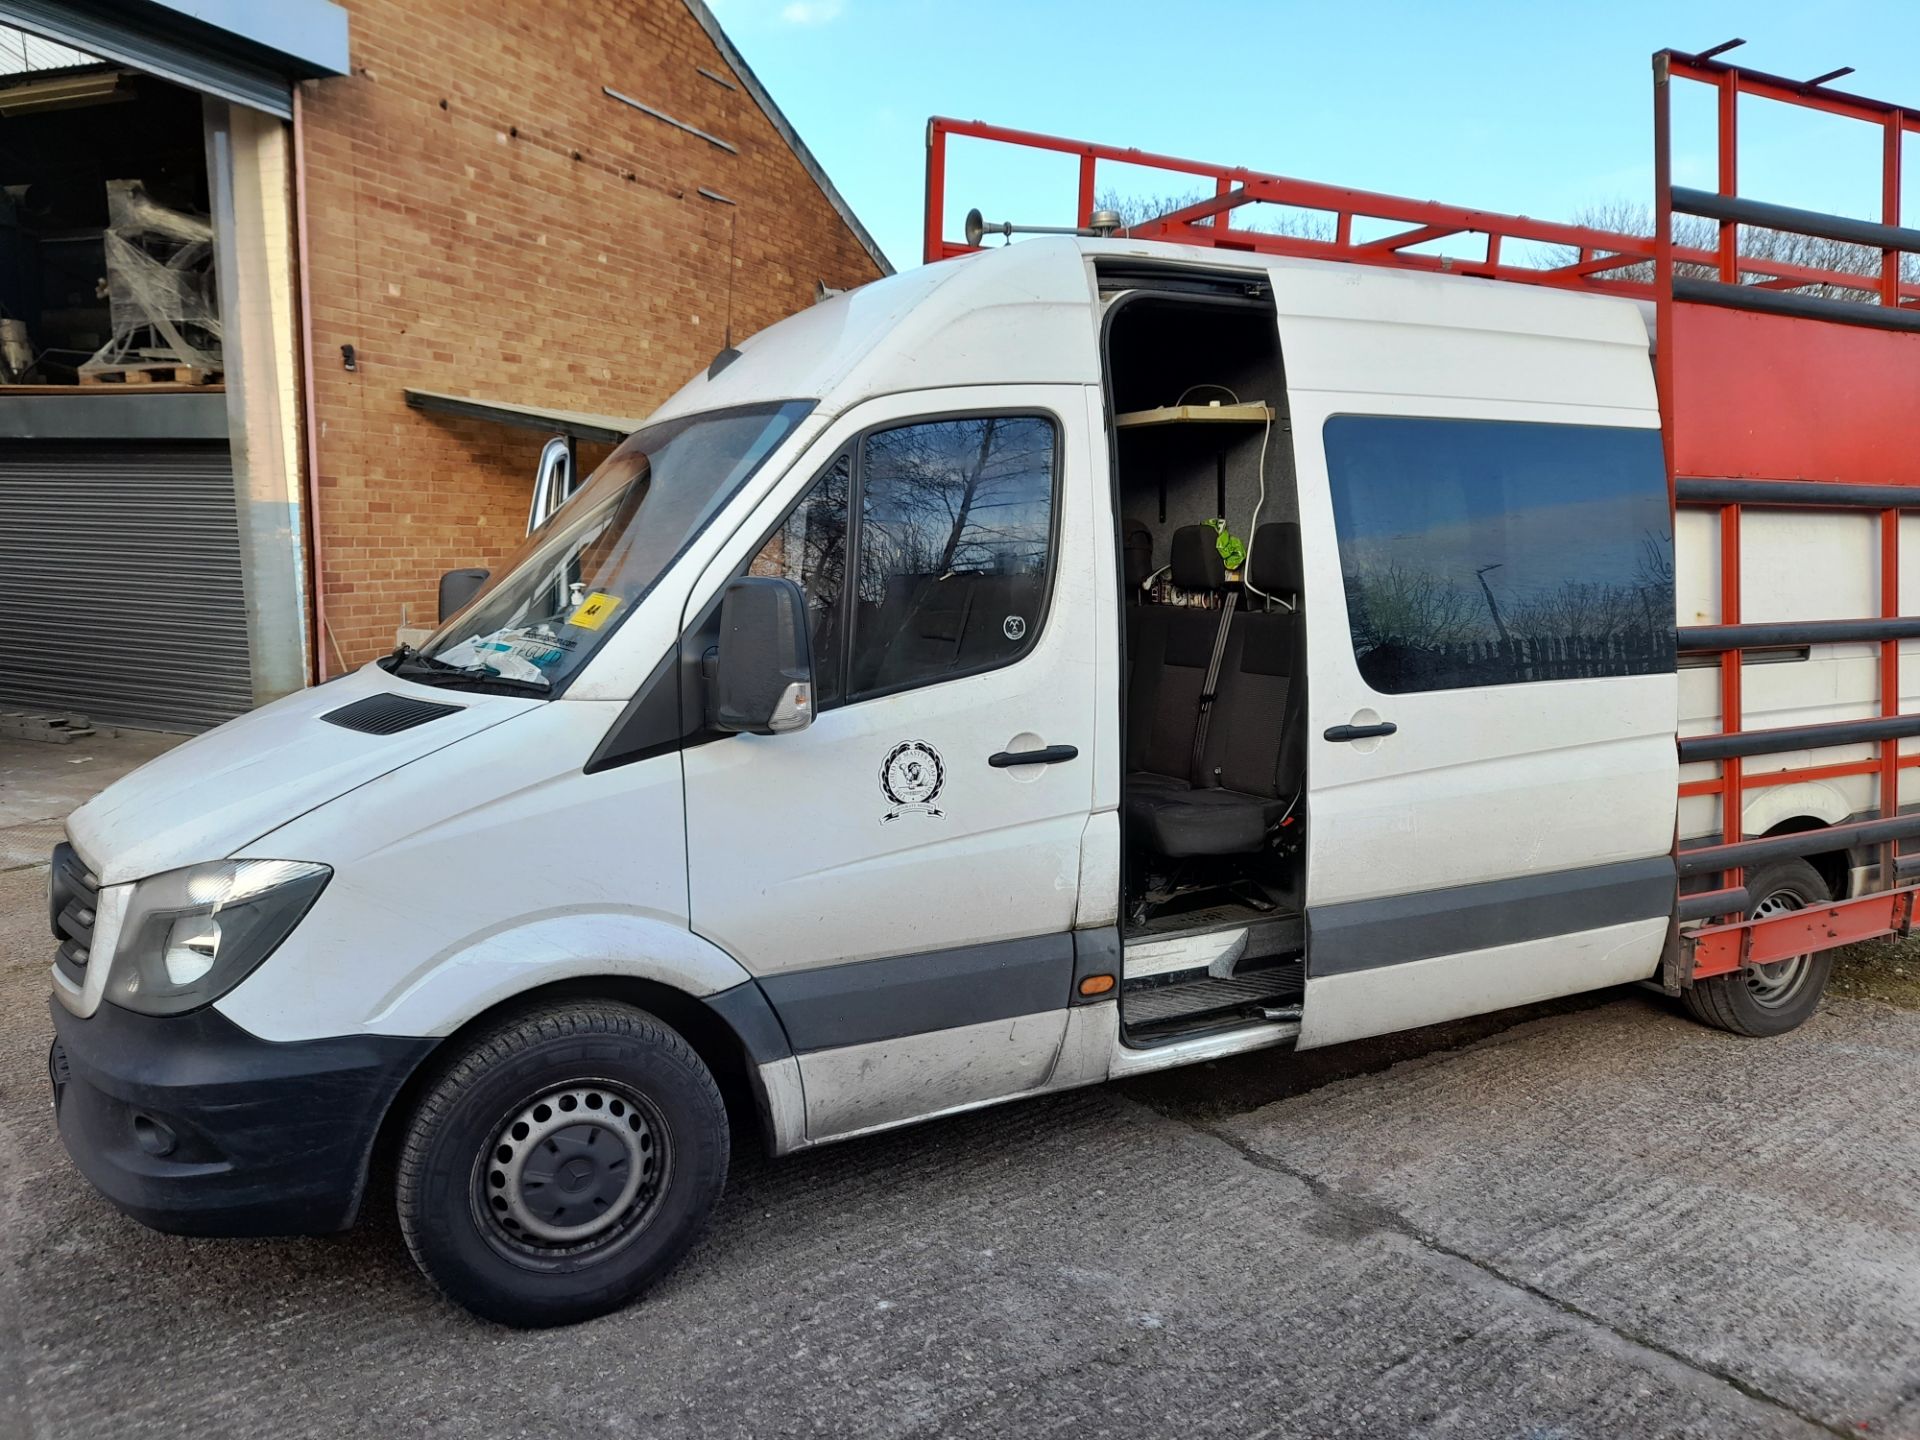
[1880,102,1906,884]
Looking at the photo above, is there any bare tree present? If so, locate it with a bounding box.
[1343,560,1481,652]
[1553,200,1917,299]
[1095,188,1334,241]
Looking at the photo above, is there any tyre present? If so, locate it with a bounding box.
[1681,857,1835,1038]
[396,1000,729,1327]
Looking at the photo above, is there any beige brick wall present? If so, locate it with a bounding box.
[300,0,884,667]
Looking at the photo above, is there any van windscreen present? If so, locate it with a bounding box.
[409,400,813,693]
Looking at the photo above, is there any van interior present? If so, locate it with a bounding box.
[1102,271,1308,1045]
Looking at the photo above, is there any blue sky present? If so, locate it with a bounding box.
[707,0,1920,273]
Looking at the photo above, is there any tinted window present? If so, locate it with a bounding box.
[847,416,1056,696]
[750,454,850,707]
[1325,416,1674,693]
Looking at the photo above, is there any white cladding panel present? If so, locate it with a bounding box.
[1674,499,1920,843]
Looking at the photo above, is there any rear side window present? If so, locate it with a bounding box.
[1324,416,1674,693]
[748,414,1058,707]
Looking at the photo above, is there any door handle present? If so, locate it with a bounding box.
[1323,722,1397,742]
[989,744,1079,768]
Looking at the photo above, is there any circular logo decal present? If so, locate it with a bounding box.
[880,740,946,823]
[1003,614,1026,641]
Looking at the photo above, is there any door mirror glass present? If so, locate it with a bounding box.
[710,576,814,735]
[438,567,491,622]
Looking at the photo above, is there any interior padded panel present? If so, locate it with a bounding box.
[1123,427,1296,570]
[1246,521,1302,597]
[1169,524,1225,592]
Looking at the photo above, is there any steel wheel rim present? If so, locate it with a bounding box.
[472,1080,671,1266]
[1745,888,1813,1009]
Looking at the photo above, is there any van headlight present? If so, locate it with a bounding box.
[103,860,331,1016]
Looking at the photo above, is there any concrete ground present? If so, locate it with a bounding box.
[1,734,1917,1439]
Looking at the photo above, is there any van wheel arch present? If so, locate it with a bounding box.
[366,975,773,1204]
[1758,815,1851,900]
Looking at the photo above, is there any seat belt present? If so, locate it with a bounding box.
[1189,591,1238,787]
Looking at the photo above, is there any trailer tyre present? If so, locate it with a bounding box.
[396,1000,728,1327]
[1681,858,1835,1038]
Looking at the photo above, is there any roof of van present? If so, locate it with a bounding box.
[649,236,1653,427]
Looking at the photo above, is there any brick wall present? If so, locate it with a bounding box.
[299,0,885,668]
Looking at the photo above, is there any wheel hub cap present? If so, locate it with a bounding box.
[1746,888,1813,1008]
[481,1085,661,1248]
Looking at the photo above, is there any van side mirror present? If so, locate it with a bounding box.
[708,576,814,735]
[438,568,490,621]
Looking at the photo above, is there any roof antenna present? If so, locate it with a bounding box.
[1696,37,1745,60]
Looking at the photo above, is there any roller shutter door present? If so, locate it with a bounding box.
[0,441,253,731]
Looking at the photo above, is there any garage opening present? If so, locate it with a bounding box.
[0,33,254,731]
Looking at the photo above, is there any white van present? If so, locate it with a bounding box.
[43,209,1920,1324]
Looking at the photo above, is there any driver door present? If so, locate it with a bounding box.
[680,386,1102,1140]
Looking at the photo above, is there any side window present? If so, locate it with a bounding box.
[749,454,851,707]
[1324,416,1675,693]
[846,415,1057,698]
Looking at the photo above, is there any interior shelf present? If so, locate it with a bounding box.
[1115,402,1273,428]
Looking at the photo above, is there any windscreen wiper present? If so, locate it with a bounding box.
[389,653,550,696]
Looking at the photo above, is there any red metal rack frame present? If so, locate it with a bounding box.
[924,47,1920,975]
[1654,48,1920,945]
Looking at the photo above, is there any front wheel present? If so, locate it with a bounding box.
[1681,857,1835,1038]
[396,1000,729,1327]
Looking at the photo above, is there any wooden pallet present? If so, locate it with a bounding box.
[0,381,225,395]
[78,363,219,386]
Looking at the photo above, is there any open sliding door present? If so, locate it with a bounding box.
[1279,268,1681,1047]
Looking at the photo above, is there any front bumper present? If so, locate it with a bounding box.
[48,996,436,1238]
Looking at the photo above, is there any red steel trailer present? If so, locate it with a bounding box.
[922,44,1920,991]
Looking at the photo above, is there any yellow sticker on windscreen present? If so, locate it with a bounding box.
[568,591,622,630]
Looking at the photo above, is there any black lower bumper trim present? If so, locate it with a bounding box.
[48,996,436,1238]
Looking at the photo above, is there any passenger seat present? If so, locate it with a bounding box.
[1127,523,1303,858]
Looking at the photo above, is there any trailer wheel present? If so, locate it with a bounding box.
[1682,858,1835,1038]
[396,1000,728,1327]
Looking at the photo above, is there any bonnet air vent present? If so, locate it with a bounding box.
[321,694,465,735]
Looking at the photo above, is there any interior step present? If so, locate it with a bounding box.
[1127,896,1284,939]
[1123,960,1305,1030]
[1123,911,1304,981]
